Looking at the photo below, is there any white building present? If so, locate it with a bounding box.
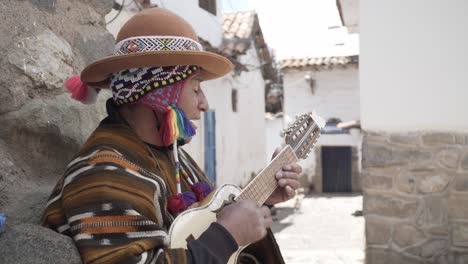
[268,56,361,192]
[105,1,271,187]
[362,1,468,263]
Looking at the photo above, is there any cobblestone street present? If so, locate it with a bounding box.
[272,194,365,264]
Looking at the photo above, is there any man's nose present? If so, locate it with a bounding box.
[198,89,209,111]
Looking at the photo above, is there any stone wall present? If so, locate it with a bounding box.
[0,0,114,262]
[363,131,468,264]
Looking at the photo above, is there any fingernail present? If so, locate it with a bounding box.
[283,165,291,170]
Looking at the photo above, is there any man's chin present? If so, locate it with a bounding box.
[189,120,198,130]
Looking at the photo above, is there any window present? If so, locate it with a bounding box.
[199,0,217,15]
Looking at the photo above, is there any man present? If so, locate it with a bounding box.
[42,8,301,264]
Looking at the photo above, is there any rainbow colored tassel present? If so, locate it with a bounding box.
[160,105,196,146]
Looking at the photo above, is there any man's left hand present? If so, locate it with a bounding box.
[264,148,303,206]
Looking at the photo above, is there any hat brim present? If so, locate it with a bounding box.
[81,50,233,87]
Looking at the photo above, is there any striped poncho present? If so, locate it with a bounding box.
[42,103,284,264]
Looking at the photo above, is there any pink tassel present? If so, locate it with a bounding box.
[65,75,88,103]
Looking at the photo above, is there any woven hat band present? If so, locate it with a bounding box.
[114,35,204,55]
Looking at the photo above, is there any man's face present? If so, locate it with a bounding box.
[177,73,209,120]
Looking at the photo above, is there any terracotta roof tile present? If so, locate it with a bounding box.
[223,10,257,40]
[280,55,359,70]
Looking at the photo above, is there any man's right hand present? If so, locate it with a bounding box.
[216,200,272,246]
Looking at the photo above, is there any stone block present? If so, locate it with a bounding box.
[448,249,468,264]
[363,168,394,190]
[0,94,108,181]
[428,226,449,236]
[0,223,81,264]
[366,247,423,264]
[364,131,388,143]
[3,187,52,225]
[455,134,465,145]
[389,133,421,146]
[461,153,468,171]
[452,223,468,247]
[0,77,30,114]
[435,148,462,169]
[420,239,448,259]
[418,172,450,194]
[393,224,426,248]
[453,173,468,192]
[422,133,455,146]
[366,217,392,245]
[364,194,419,219]
[362,143,393,168]
[391,169,449,194]
[417,196,447,226]
[448,194,468,219]
[85,0,114,15]
[363,142,432,168]
[8,29,73,91]
[395,171,417,194]
[73,25,114,67]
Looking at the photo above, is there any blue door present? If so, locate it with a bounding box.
[204,111,217,185]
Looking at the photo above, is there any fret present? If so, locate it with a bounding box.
[236,145,298,205]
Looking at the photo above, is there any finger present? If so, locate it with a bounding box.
[276,171,299,180]
[282,163,302,174]
[263,215,273,228]
[261,206,271,218]
[271,147,281,159]
[285,186,296,198]
[259,226,268,238]
[278,179,300,189]
[245,199,260,208]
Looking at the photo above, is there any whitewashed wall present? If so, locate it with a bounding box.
[270,66,360,183]
[186,43,267,187]
[283,66,360,122]
[107,0,222,46]
[338,0,359,33]
[151,0,223,46]
[361,0,468,132]
[265,117,284,164]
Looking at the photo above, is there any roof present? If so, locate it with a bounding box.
[221,10,277,80]
[280,55,359,70]
[223,10,257,39]
[222,10,266,56]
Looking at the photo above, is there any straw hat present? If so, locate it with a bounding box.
[80,8,233,87]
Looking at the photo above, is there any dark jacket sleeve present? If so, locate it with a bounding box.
[186,223,238,264]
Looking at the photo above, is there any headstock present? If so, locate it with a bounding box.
[282,112,324,160]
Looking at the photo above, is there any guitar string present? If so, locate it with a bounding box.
[238,120,320,202]
[239,151,296,203]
